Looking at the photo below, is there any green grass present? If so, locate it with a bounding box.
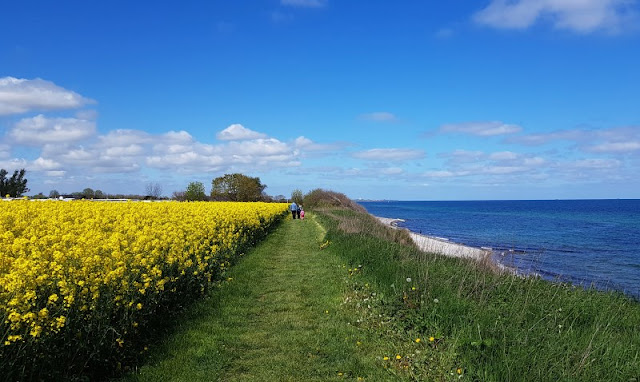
[121,215,419,381]
[121,208,640,381]
[316,208,640,382]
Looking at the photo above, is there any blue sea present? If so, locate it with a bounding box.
[359,200,640,299]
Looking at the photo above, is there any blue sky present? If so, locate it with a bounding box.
[1,0,639,200]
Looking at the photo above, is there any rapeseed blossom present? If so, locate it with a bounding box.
[1,200,287,362]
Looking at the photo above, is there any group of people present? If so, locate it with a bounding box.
[289,201,305,219]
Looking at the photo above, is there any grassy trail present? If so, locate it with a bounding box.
[124,215,393,381]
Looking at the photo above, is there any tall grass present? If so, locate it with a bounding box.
[314,205,640,381]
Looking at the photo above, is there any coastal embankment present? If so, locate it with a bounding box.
[376,217,492,261]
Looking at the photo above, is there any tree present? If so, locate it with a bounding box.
[291,189,304,205]
[145,182,163,199]
[82,188,95,199]
[49,190,60,199]
[210,173,267,202]
[172,191,186,201]
[0,168,30,197]
[94,190,105,199]
[185,181,206,201]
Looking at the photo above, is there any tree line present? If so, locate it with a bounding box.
[3,169,290,203]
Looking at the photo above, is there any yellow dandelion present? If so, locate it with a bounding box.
[429,336,435,342]
[396,354,402,360]
[457,368,463,374]
[383,356,389,361]
[415,338,421,343]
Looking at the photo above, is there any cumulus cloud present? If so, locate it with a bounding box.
[216,124,268,141]
[9,114,96,145]
[281,0,327,7]
[440,121,522,136]
[359,112,398,122]
[0,77,94,115]
[473,0,636,33]
[352,148,425,162]
[30,157,63,171]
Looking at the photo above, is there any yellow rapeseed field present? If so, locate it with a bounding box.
[0,200,287,377]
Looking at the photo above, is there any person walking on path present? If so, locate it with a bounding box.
[290,201,298,219]
[296,204,302,220]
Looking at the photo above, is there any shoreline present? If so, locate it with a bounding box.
[375,216,491,260]
[375,216,516,274]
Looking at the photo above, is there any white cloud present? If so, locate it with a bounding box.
[352,148,425,162]
[97,129,152,147]
[294,136,347,153]
[0,77,94,115]
[31,157,62,171]
[440,121,522,136]
[489,151,519,161]
[586,141,640,153]
[0,144,10,159]
[380,167,405,176]
[9,115,96,145]
[424,170,457,178]
[281,0,327,7]
[482,165,529,175]
[506,126,640,155]
[45,170,66,177]
[216,124,268,141]
[359,112,398,122]
[572,158,621,169]
[473,0,636,33]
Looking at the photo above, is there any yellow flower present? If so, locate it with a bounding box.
[415,338,421,343]
[396,355,402,360]
[457,368,463,374]
[429,336,435,342]
[383,356,389,361]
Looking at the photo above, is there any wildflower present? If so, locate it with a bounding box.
[415,338,421,343]
[383,356,389,361]
[429,336,435,342]
[396,354,402,360]
[433,298,439,303]
[406,277,412,282]
[116,338,124,347]
[457,368,463,374]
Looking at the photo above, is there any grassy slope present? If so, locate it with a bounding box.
[122,215,411,381]
[317,208,640,382]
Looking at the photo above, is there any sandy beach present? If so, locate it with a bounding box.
[376,216,491,261]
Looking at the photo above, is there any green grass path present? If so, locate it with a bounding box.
[124,216,393,381]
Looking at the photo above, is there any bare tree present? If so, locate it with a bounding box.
[145,182,163,199]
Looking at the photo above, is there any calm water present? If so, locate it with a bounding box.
[359,200,640,299]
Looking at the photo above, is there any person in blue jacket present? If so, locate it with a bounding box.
[290,201,298,219]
